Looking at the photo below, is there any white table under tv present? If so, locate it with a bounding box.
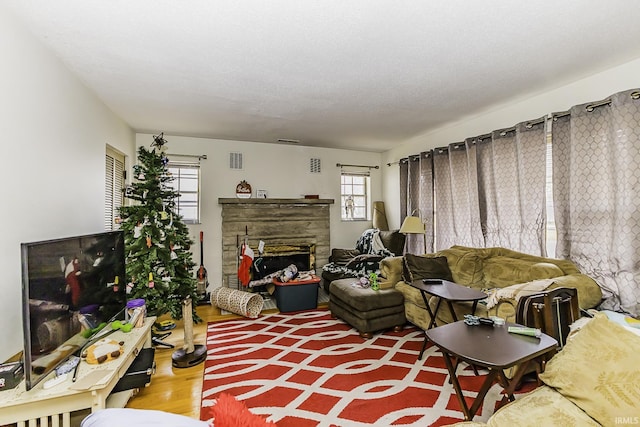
[0,316,156,427]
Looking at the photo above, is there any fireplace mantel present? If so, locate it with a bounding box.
[218,198,334,288]
[218,198,334,205]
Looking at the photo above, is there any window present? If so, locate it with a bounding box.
[167,162,201,224]
[105,146,125,231]
[340,172,370,221]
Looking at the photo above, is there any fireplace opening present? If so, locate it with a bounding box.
[251,244,315,284]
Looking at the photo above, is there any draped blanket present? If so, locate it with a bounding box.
[322,229,395,278]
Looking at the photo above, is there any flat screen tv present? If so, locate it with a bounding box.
[21,230,127,390]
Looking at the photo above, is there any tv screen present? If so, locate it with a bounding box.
[21,230,126,390]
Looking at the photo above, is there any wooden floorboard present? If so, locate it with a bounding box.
[125,301,327,419]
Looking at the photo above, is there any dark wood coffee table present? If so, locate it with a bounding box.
[426,320,558,421]
[410,279,487,359]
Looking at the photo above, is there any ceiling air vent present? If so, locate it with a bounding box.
[310,158,321,173]
[229,152,243,170]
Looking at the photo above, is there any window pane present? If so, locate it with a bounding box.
[340,172,370,221]
[168,162,200,223]
[178,193,198,203]
[352,185,365,195]
[179,178,198,192]
[353,207,366,219]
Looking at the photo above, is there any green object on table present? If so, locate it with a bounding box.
[508,326,541,337]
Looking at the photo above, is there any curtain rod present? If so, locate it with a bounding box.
[553,92,640,120]
[336,163,379,169]
[168,153,208,160]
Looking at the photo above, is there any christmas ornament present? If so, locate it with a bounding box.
[126,282,134,294]
[146,235,152,248]
[237,243,255,286]
[151,132,167,149]
[160,210,169,220]
[134,223,142,238]
[148,272,155,288]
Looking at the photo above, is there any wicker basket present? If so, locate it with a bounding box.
[210,287,263,318]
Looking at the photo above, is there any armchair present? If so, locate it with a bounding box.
[320,229,405,293]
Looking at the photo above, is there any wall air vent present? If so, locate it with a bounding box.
[310,158,321,173]
[229,152,243,170]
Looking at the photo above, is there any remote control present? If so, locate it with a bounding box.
[55,355,80,376]
[422,279,443,284]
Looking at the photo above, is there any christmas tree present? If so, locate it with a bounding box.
[119,133,206,367]
[118,133,200,323]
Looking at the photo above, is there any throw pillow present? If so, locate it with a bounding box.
[330,248,361,266]
[539,313,640,425]
[207,393,277,427]
[402,254,454,283]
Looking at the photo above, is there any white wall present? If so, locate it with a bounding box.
[0,8,135,362]
[136,134,383,289]
[382,58,640,229]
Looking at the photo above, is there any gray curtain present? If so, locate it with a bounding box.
[477,119,547,255]
[419,151,434,253]
[399,158,408,222]
[405,155,423,254]
[553,89,640,316]
[433,142,484,250]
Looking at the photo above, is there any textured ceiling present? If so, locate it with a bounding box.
[5,1,640,152]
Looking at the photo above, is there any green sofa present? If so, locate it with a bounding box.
[379,245,602,330]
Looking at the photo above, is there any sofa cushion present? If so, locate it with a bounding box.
[528,262,564,280]
[379,256,404,288]
[402,254,454,283]
[330,248,362,265]
[438,248,484,286]
[539,313,640,425]
[486,386,600,427]
[378,230,406,256]
[481,256,563,288]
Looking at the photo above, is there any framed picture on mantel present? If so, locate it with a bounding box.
[257,189,267,199]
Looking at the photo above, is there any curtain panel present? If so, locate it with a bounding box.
[419,151,434,253]
[433,142,484,250]
[477,119,547,254]
[553,89,640,316]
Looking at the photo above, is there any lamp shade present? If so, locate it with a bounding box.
[399,216,425,234]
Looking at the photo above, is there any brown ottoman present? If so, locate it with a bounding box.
[329,278,406,338]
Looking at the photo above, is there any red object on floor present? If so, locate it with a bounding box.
[205,393,276,427]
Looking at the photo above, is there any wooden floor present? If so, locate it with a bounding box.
[125,302,327,419]
[124,303,242,419]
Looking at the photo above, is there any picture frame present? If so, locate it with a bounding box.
[257,189,267,199]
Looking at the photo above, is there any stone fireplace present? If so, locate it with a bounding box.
[218,198,334,288]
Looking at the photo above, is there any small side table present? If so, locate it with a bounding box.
[426,320,557,421]
[410,279,487,359]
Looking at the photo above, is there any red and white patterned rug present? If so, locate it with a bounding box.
[201,309,518,426]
